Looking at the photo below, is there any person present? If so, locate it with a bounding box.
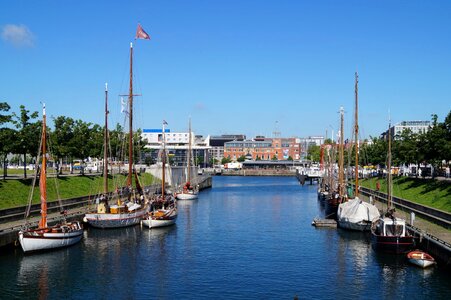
[446,166,450,178]
[376,181,380,191]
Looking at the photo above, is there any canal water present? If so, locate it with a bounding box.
[1,176,450,299]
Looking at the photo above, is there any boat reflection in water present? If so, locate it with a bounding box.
[17,249,72,299]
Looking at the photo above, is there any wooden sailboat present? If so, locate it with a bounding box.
[371,118,415,253]
[84,43,149,228]
[337,73,379,231]
[176,118,199,200]
[18,104,83,253]
[142,120,177,228]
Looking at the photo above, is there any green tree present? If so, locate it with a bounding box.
[52,116,76,171]
[271,155,278,161]
[287,156,293,161]
[237,155,246,162]
[307,144,320,162]
[0,102,16,179]
[12,105,40,178]
[221,157,231,165]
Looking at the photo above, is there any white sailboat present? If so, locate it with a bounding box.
[18,104,83,253]
[84,38,149,228]
[176,118,199,200]
[337,73,379,231]
[142,120,178,228]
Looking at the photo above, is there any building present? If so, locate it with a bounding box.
[141,129,211,166]
[224,137,302,161]
[209,134,246,164]
[381,121,431,140]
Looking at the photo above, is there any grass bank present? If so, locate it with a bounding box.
[0,173,156,210]
[359,177,451,213]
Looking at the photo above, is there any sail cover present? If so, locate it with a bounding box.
[337,197,380,223]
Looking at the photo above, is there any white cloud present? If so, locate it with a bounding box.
[1,24,35,48]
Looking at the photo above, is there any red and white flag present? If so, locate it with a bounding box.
[135,23,150,40]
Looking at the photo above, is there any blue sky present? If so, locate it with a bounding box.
[1,0,450,141]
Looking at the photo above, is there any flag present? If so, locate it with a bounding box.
[121,97,128,114]
[163,120,168,125]
[135,23,150,40]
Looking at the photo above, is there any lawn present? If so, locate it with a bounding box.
[359,176,451,213]
[0,173,157,210]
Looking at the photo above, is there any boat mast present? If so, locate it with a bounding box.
[187,117,192,183]
[104,83,109,194]
[338,106,345,197]
[38,104,47,229]
[162,121,166,201]
[387,120,392,210]
[354,72,359,197]
[127,42,134,188]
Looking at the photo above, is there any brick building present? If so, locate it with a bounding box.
[224,137,301,161]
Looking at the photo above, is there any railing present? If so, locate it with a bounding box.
[353,184,451,229]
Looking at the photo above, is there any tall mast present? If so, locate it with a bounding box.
[187,117,192,183]
[387,120,392,209]
[339,106,345,197]
[354,72,359,197]
[162,121,166,200]
[103,83,109,194]
[38,104,47,229]
[128,42,134,188]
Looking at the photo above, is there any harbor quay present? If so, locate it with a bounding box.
[0,175,212,249]
[302,171,451,270]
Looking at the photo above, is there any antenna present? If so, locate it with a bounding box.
[272,121,281,138]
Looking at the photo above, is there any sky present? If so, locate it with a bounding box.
[1,0,451,141]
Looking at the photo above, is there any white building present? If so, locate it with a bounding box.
[381,121,431,140]
[141,129,211,166]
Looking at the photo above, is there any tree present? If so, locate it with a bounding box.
[237,155,246,162]
[0,102,16,179]
[271,155,278,161]
[221,157,231,165]
[287,156,293,161]
[12,105,40,178]
[307,144,320,162]
[52,115,76,172]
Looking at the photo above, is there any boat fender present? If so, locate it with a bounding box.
[83,216,88,223]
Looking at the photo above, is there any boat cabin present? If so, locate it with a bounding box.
[374,217,407,237]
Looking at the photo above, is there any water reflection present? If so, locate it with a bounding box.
[17,249,72,300]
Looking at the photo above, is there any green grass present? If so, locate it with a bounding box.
[359,177,451,213]
[2,168,35,175]
[0,173,157,210]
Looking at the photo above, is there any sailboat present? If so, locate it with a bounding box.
[142,120,178,228]
[18,104,83,252]
[84,42,149,228]
[337,73,379,231]
[370,119,415,253]
[176,118,199,200]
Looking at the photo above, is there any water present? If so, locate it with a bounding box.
[1,176,450,299]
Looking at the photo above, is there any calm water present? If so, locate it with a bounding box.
[1,176,450,299]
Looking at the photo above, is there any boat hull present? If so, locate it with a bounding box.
[371,233,415,254]
[176,192,198,200]
[407,250,436,268]
[142,216,177,228]
[142,208,177,229]
[19,222,83,253]
[84,208,148,229]
[338,220,372,231]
